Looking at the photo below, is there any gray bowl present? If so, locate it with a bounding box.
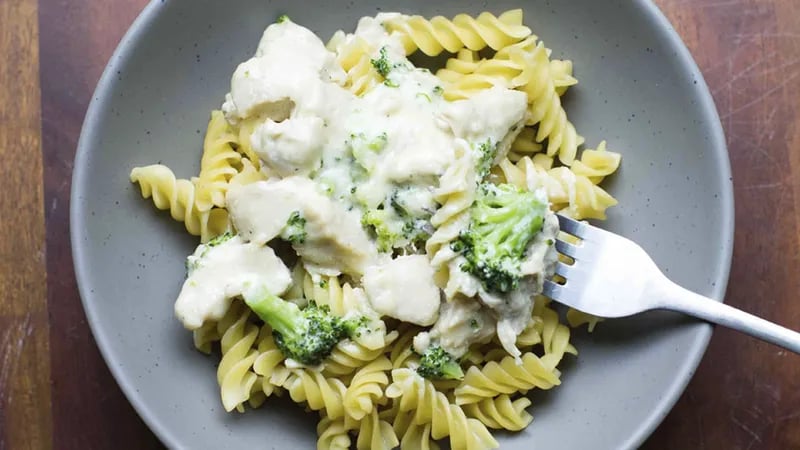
[71,0,734,448]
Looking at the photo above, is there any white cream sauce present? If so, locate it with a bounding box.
[363,255,441,326]
[175,235,292,329]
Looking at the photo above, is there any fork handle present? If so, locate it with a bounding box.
[658,280,800,354]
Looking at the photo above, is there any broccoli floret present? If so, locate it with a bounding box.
[417,345,464,380]
[451,183,547,293]
[474,139,497,179]
[281,211,307,244]
[361,208,400,253]
[244,289,361,365]
[276,14,290,23]
[370,46,392,77]
[347,132,387,173]
[207,231,235,247]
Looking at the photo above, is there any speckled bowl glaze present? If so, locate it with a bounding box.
[71,0,734,448]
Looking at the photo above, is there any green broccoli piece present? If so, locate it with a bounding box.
[361,208,401,253]
[451,183,547,293]
[417,345,464,380]
[276,14,290,23]
[474,139,497,179]
[244,289,361,366]
[281,211,307,244]
[207,231,235,247]
[371,46,392,77]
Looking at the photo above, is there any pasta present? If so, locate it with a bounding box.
[343,356,392,420]
[216,302,260,412]
[130,8,626,449]
[280,368,348,420]
[454,352,562,405]
[327,32,384,95]
[463,395,533,431]
[317,416,352,450]
[251,324,286,397]
[390,410,440,450]
[385,368,498,450]
[384,10,531,56]
[496,155,618,220]
[352,409,400,450]
[130,164,229,242]
[193,110,242,210]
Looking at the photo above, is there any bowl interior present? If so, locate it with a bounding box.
[72,0,733,448]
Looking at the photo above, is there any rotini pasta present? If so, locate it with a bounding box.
[344,356,393,420]
[251,324,286,397]
[130,164,229,242]
[454,352,562,405]
[279,368,348,420]
[386,368,498,450]
[391,410,441,450]
[193,110,242,210]
[384,10,531,56]
[317,416,352,450]
[352,409,400,450]
[216,302,260,412]
[496,156,618,220]
[463,395,533,431]
[327,32,383,95]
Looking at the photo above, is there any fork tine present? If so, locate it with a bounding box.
[543,279,575,305]
[554,261,579,279]
[556,214,587,238]
[554,238,579,258]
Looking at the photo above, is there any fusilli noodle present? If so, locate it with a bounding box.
[496,156,617,220]
[454,352,561,405]
[344,356,392,420]
[279,368,348,420]
[317,416,352,450]
[463,395,533,431]
[386,368,498,450]
[216,302,260,412]
[384,9,531,57]
[130,164,229,242]
[194,110,242,210]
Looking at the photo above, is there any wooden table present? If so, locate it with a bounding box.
[2,0,799,448]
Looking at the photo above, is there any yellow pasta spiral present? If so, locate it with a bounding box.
[317,416,352,450]
[351,409,399,450]
[216,303,260,412]
[384,9,531,56]
[454,352,562,405]
[323,338,395,377]
[328,32,383,96]
[194,110,242,210]
[570,141,622,184]
[389,324,422,370]
[130,164,229,242]
[280,369,348,420]
[496,156,617,220]
[391,410,441,450]
[251,325,286,397]
[511,42,584,165]
[191,320,220,354]
[228,157,267,187]
[463,395,533,431]
[386,368,498,450]
[344,356,392,420]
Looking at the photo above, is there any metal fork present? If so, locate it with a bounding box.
[544,214,800,353]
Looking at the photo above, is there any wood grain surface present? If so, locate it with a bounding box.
[0,0,798,448]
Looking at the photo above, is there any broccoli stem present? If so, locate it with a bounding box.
[243,288,301,343]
